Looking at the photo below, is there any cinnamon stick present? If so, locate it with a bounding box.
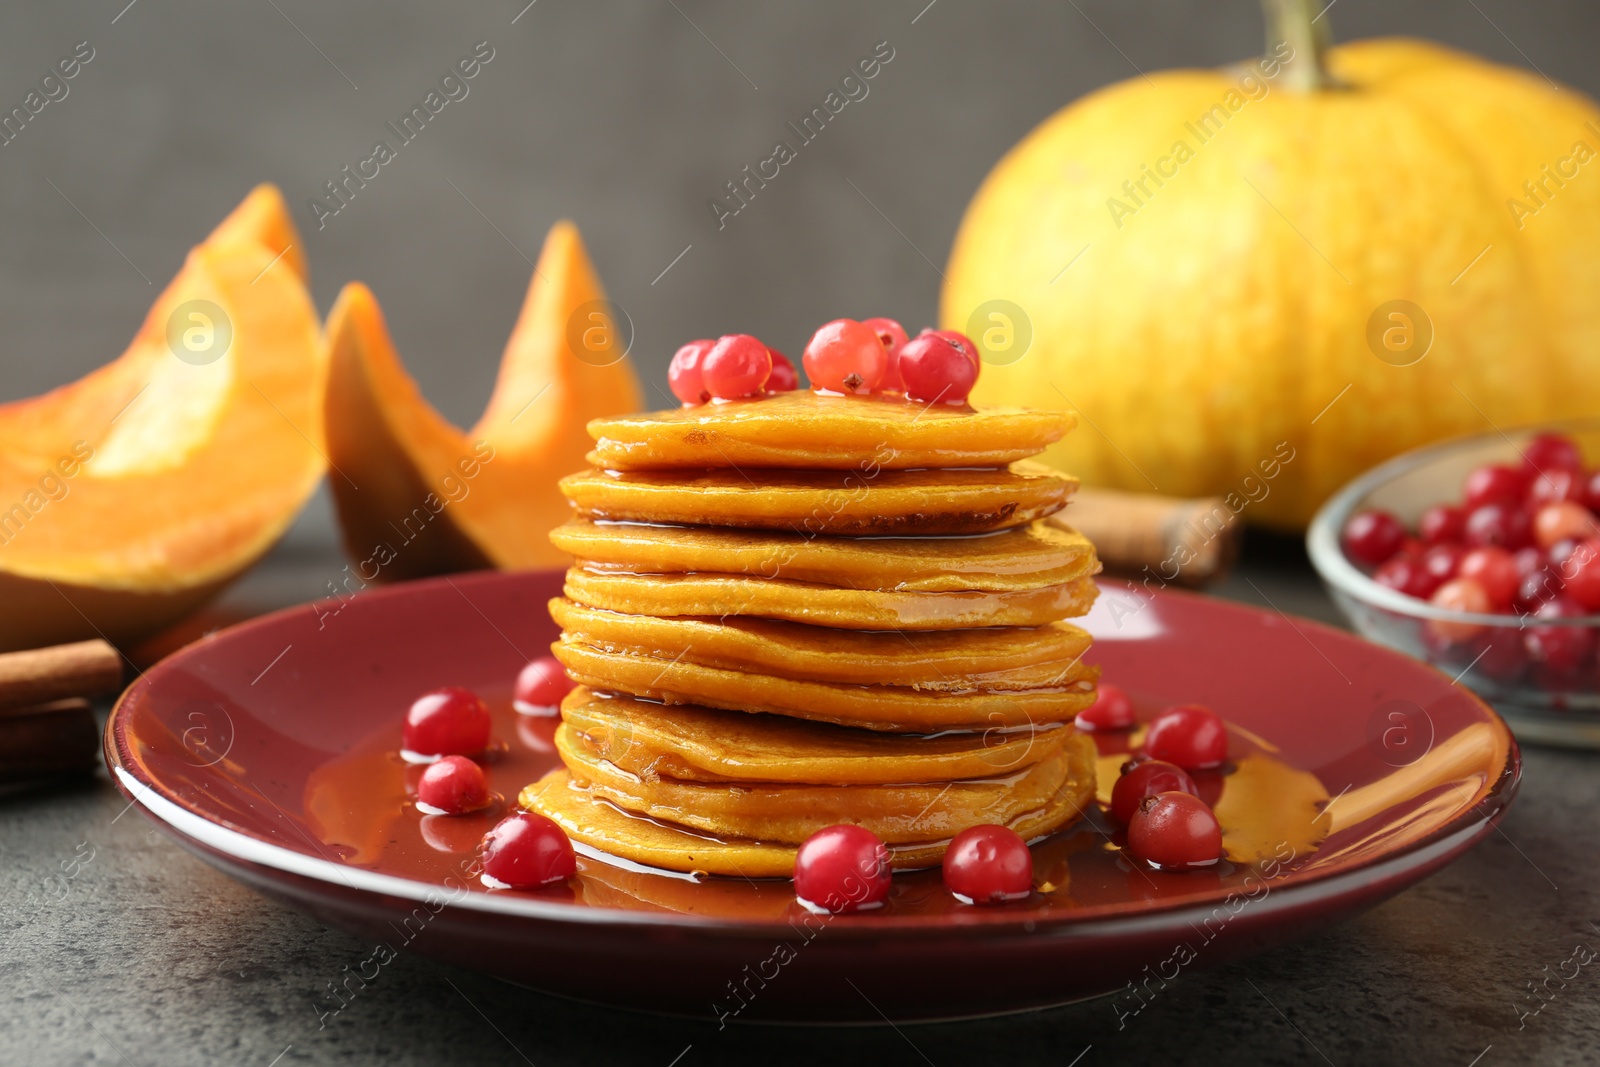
[0,639,124,712]
[1056,487,1242,587]
[0,698,100,781]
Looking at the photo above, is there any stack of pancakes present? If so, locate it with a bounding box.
[521,391,1102,877]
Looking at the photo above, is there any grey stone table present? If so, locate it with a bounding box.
[5,502,1597,1067]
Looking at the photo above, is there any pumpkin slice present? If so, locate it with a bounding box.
[560,688,1070,784]
[552,638,1098,731]
[521,731,1097,877]
[586,390,1075,471]
[549,599,1094,686]
[559,460,1077,536]
[562,568,1099,630]
[550,518,1097,592]
[0,186,323,652]
[322,222,642,579]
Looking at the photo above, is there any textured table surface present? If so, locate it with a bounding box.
[3,502,1595,1067]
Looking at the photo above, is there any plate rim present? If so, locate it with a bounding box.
[106,569,1523,938]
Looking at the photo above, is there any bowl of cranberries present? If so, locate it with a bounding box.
[1309,422,1600,745]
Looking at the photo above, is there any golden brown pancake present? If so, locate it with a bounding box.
[550,601,1094,686]
[551,639,1098,731]
[550,519,1097,592]
[563,569,1099,631]
[558,726,1079,844]
[561,688,1070,783]
[586,391,1075,471]
[558,461,1076,536]
[520,731,1097,877]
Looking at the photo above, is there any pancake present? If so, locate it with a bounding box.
[551,639,1098,731]
[560,688,1070,783]
[585,391,1075,471]
[520,731,1098,877]
[550,600,1095,686]
[563,570,1099,630]
[549,519,1097,593]
[558,461,1076,536]
[558,726,1080,844]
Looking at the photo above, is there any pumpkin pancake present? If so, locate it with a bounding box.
[549,519,1097,593]
[520,731,1097,877]
[551,639,1098,731]
[563,568,1098,630]
[585,391,1075,472]
[550,601,1094,686]
[560,688,1070,783]
[558,726,1079,844]
[558,461,1076,536]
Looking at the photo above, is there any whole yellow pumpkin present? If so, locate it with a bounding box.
[943,0,1600,528]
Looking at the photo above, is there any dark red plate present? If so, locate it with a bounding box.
[107,569,1518,1023]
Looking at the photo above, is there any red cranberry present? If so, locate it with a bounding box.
[1585,470,1600,513]
[1109,758,1199,823]
[1464,464,1531,509]
[1515,566,1564,615]
[1418,504,1465,545]
[941,825,1033,904]
[1533,502,1598,550]
[1528,468,1584,511]
[701,334,772,400]
[1342,509,1407,566]
[1563,538,1600,610]
[918,327,982,368]
[1127,793,1223,870]
[802,319,887,395]
[1549,538,1582,570]
[1524,598,1595,674]
[1463,503,1532,550]
[793,825,892,913]
[403,687,491,758]
[513,656,573,716]
[897,334,979,405]
[417,755,491,815]
[1522,432,1583,474]
[1471,632,1530,682]
[1373,555,1440,600]
[667,340,715,405]
[1076,682,1135,731]
[481,812,575,889]
[1420,543,1464,587]
[1427,577,1491,642]
[766,348,799,392]
[1142,704,1228,770]
[1513,546,1546,576]
[1458,546,1518,609]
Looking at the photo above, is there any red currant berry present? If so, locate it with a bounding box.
[701,334,772,400]
[766,348,799,392]
[1109,758,1199,823]
[1418,504,1465,545]
[513,656,573,716]
[793,824,891,913]
[802,319,887,395]
[481,812,575,889]
[1427,577,1492,642]
[862,318,909,392]
[667,339,714,405]
[1373,555,1439,600]
[1075,682,1135,731]
[1127,792,1223,870]
[1533,501,1598,550]
[1142,704,1227,769]
[1342,509,1407,566]
[1458,546,1518,609]
[1562,538,1600,610]
[417,755,491,815]
[1464,464,1531,509]
[1522,432,1583,474]
[1527,468,1583,511]
[942,825,1033,904]
[403,687,491,758]
[897,334,979,405]
[1464,503,1532,550]
[918,328,982,368]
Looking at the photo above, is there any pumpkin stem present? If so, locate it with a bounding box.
[1261,0,1336,92]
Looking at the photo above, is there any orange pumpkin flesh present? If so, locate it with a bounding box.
[0,185,324,651]
[322,222,643,579]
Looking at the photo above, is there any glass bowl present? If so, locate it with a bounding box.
[1307,419,1600,748]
